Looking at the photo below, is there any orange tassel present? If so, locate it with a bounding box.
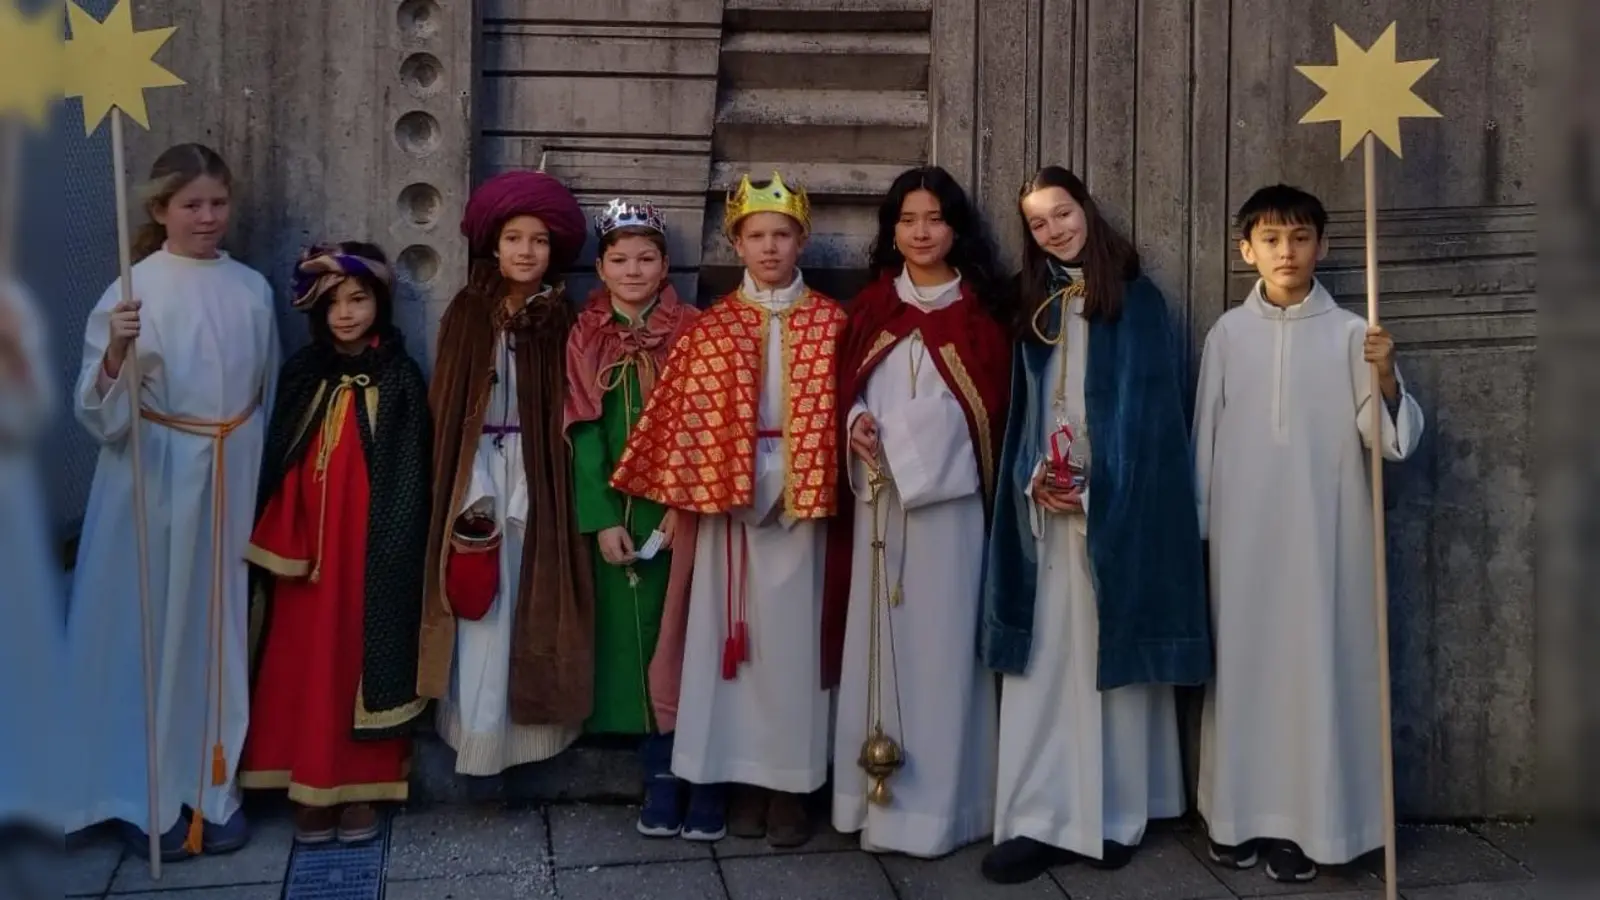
[211,744,226,786]
[182,813,204,855]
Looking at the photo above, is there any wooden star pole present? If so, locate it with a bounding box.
[1296,23,1440,900]
[64,0,185,878]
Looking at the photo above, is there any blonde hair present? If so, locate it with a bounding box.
[131,143,233,263]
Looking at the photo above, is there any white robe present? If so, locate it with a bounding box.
[64,249,279,835]
[1193,280,1423,864]
[671,270,832,793]
[994,292,1185,859]
[437,320,579,775]
[832,271,996,857]
[0,280,65,830]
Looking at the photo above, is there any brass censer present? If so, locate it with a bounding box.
[858,439,909,806]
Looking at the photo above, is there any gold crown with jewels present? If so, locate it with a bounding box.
[724,171,811,238]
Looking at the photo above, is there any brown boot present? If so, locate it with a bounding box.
[727,784,768,839]
[337,803,381,844]
[765,791,813,848]
[293,804,337,845]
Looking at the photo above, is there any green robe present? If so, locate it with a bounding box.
[571,306,673,735]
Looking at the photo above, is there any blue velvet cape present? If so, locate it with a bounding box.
[978,272,1213,688]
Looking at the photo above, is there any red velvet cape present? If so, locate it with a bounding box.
[820,272,1012,688]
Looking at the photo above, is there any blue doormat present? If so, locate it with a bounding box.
[282,823,388,900]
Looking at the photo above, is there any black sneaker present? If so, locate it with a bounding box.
[980,837,1080,884]
[1087,840,1135,870]
[1208,838,1261,869]
[1264,841,1318,882]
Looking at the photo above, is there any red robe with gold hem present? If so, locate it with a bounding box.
[820,272,1012,688]
[239,334,429,807]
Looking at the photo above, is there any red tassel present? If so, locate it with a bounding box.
[734,621,749,664]
[722,636,738,680]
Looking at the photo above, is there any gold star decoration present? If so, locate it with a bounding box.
[64,0,185,135]
[0,0,63,128]
[1296,22,1440,159]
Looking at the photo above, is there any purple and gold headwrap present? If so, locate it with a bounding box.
[292,244,395,311]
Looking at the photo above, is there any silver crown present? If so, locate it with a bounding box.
[593,198,668,239]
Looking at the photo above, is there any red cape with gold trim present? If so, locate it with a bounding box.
[820,272,1012,688]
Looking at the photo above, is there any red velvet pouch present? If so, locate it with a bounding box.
[446,515,500,621]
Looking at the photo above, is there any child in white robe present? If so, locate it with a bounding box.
[1194,184,1424,883]
[65,144,280,862]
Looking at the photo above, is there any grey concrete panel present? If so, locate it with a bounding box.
[721,851,898,900]
[386,806,549,882]
[547,804,711,868]
[486,0,725,25]
[555,860,729,900]
[1374,825,1532,888]
[384,873,558,899]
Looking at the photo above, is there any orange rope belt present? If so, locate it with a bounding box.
[139,398,257,853]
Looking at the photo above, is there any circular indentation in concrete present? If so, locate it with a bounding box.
[398,183,443,226]
[394,111,442,158]
[397,244,441,283]
[400,52,444,97]
[396,0,441,41]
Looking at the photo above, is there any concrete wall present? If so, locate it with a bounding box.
[51,0,1533,817]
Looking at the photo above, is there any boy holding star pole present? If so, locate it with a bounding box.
[1195,23,1439,890]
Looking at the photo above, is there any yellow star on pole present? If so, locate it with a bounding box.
[1296,22,1440,159]
[64,0,185,135]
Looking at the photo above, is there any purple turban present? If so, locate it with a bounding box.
[461,171,587,269]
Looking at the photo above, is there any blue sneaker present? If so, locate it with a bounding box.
[637,776,683,838]
[201,808,250,855]
[680,783,727,842]
[118,815,194,863]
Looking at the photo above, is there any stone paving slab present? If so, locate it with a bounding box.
[109,815,294,895]
[880,842,1066,899]
[1467,823,1543,877]
[386,804,549,882]
[383,872,557,899]
[1381,825,1531,888]
[1401,883,1538,900]
[1047,830,1233,900]
[62,830,124,897]
[114,887,284,900]
[548,803,712,868]
[554,860,728,900]
[721,849,898,900]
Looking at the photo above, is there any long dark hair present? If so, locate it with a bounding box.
[868,166,1005,319]
[307,242,395,347]
[132,143,232,263]
[1016,166,1140,335]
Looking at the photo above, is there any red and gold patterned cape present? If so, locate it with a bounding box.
[610,287,847,519]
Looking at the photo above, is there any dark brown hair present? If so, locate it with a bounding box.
[868,165,1006,321]
[132,143,232,263]
[598,225,668,256]
[1016,166,1140,334]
